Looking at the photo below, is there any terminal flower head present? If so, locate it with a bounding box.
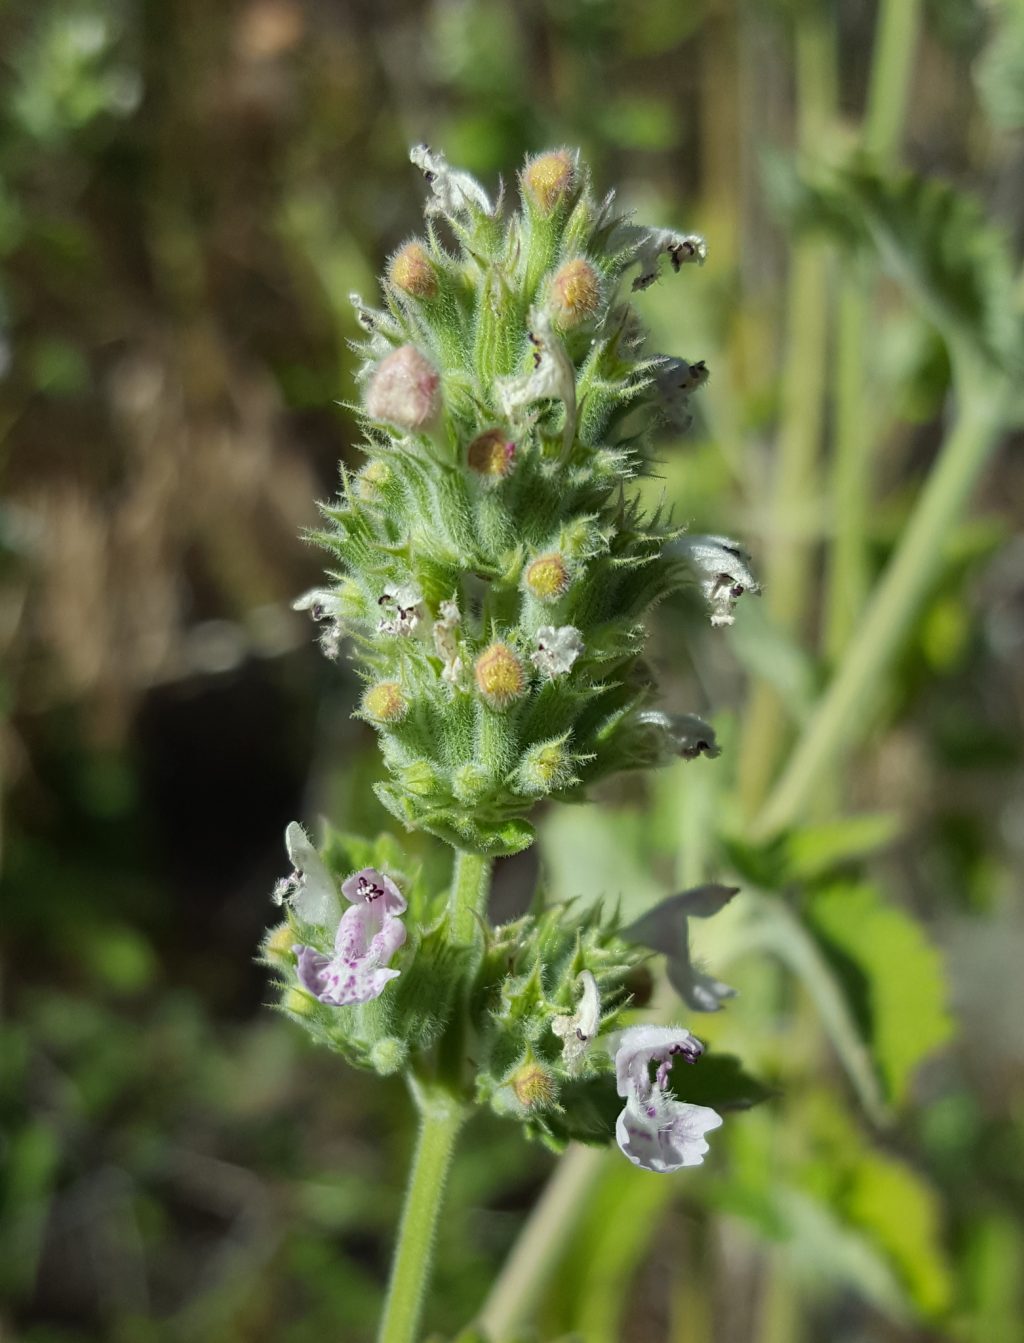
[294,867,407,1007]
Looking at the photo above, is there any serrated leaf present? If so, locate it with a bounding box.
[770,156,1024,374]
[807,883,953,1105]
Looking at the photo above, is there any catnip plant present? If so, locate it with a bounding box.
[262,145,758,1343]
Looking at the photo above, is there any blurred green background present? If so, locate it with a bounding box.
[1,1,1023,1340]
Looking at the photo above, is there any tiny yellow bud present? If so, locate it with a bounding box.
[511,1060,557,1110]
[467,428,516,480]
[388,241,438,300]
[474,642,525,709]
[362,681,407,723]
[524,552,570,602]
[264,924,294,962]
[357,459,391,500]
[548,258,601,328]
[283,987,317,1017]
[522,149,576,214]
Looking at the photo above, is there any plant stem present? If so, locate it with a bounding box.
[378,1091,465,1343]
[737,9,833,816]
[449,848,492,943]
[477,1144,607,1340]
[754,383,1009,841]
[825,0,922,659]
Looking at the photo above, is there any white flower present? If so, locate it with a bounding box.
[675,535,761,627]
[625,226,707,292]
[496,308,577,453]
[273,822,342,928]
[652,356,709,430]
[377,584,424,637]
[531,625,583,678]
[293,588,344,660]
[410,143,493,219]
[551,970,601,1071]
[433,596,467,687]
[614,1024,723,1173]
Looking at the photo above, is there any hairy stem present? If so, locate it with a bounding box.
[755,382,1009,840]
[449,848,493,943]
[378,1091,465,1343]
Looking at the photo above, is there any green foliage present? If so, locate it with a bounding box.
[807,882,954,1106]
[770,157,1024,374]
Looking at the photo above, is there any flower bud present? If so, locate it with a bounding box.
[388,241,438,300]
[524,551,570,602]
[467,428,516,481]
[370,1037,409,1075]
[264,922,294,955]
[510,1060,557,1110]
[522,149,576,214]
[365,345,441,431]
[362,681,408,723]
[283,987,317,1017]
[474,642,526,709]
[452,763,490,803]
[399,759,440,797]
[357,459,391,500]
[516,737,576,795]
[548,258,601,329]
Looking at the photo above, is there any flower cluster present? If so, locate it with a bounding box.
[264,147,757,1175]
[294,144,757,859]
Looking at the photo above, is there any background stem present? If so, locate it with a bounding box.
[378,1095,464,1343]
[754,383,1008,840]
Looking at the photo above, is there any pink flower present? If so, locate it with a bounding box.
[294,867,407,1006]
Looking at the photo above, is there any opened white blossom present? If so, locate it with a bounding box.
[614,1024,723,1173]
[294,866,408,1007]
[497,308,577,451]
[551,970,601,1071]
[626,226,708,292]
[410,143,493,219]
[293,588,344,660]
[675,534,761,627]
[273,822,341,927]
[377,584,425,637]
[531,625,583,678]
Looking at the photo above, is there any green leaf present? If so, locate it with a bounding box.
[770,156,1024,374]
[975,2,1024,130]
[784,813,903,882]
[845,1149,953,1315]
[681,1053,775,1111]
[807,883,954,1105]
